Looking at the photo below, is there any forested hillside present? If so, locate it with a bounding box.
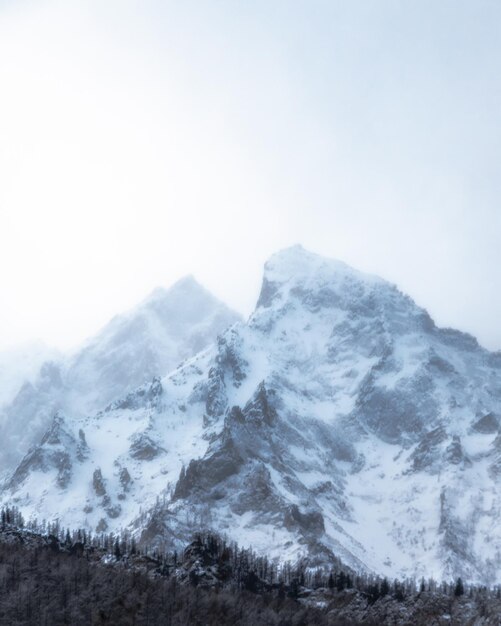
[1,507,501,625]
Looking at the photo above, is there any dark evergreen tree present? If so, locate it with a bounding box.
[114,537,121,561]
[454,577,465,597]
[380,577,390,597]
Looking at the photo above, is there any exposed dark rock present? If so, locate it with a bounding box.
[173,436,244,501]
[119,467,132,491]
[40,412,66,446]
[55,454,73,489]
[444,436,471,467]
[129,433,165,460]
[106,504,122,519]
[216,333,247,387]
[203,326,248,424]
[356,373,438,444]
[105,377,164,412]
[488,433,501,478]
[242,382,276,426]
[76,429,89,462]
[427,354,457,376]
[472,412,499,434]
[290,285,341,311]
[256,277,280,308]
[437,327,479,352]
[407,427,448,473]
[232,463,280,514]
[204,366,226,425]
[149,376,163,398]
[284,504,325,535]
[438,488,475,579]
[92,468,106,497]
[7,413,81,491]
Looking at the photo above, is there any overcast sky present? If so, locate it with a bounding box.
[0,0,500,352]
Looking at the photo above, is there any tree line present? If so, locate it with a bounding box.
[0,505,499,625]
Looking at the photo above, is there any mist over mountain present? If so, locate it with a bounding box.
[2,246,501,586]
[0,341,60,409]
[0,277,240,476]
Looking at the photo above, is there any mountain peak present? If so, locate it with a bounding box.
[257,245,385,309]
[140,276,238,326]
[167,274,201,292]
[144,275,202,305]
[264,245,382,285]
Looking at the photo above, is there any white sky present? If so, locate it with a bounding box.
[0,0,500,351]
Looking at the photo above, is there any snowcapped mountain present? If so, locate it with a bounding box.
[0,276,240,474]
[3,245,501,584]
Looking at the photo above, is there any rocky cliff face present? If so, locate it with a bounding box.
[0,277,240,475]
[3,246,501,584]
[8,412,88,492]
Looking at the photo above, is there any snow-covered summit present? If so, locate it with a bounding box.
[261,244,381,291]
[257,244,429,329]
[67,274,240,408]
[108,274,226,332]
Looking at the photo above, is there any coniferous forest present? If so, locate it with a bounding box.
[1,506,501,625]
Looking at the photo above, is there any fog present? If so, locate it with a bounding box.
[1,0,500,350]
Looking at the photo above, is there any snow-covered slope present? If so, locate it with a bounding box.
[4,246,501,584]
[0,277,240,474]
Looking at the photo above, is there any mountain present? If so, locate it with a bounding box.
[0,341,60,409]
[3,246,501,584]
[0,276,241,475]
